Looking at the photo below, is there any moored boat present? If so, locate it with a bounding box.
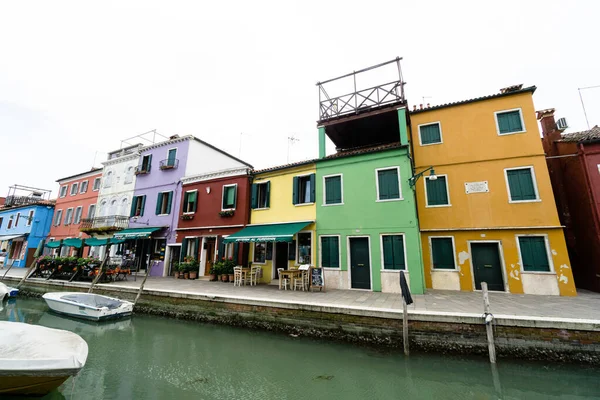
[42,292,134,321]
[0,321,88,396]
[0,282,17,300]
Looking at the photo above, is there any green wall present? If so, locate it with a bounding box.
[316,147,425,294]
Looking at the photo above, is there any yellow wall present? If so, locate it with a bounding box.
[410,91,576,296]
[249,163,316,283]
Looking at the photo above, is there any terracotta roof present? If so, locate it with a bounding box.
[252,159,317,175]
[322,142,404,161]
[410,86,537,114]
[559,126,600,143]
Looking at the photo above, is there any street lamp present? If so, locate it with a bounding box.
[409,166,436,187]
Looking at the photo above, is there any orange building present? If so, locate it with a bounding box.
[48,168,103,257]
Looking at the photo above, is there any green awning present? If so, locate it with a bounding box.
[223,221,312,243]
[113,227,162,240]
[45,240,62,248]
[63,238,83,248]
[84,238,126,246]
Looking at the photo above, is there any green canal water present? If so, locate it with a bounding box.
[2,298,600,400]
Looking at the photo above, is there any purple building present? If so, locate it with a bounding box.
[117,135,252,276]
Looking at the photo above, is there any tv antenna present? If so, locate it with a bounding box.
[578,85,600,129]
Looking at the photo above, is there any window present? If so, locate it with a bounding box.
[103,171,113,188]
[505,167,539,202]
[88,204,96,218]
[254,243,266,263]
[64,208,74,225]
[376,167,401,201]
[320,236,340,268]
[183,191,198,213]
[54,210,63,226]
[184,238,199,258]
[297,232,312,264]
[323,175,343,205]
[130,195,146,217]
[93,177,101,191]
[155,191,173,215]
[80,180,88,194]
[419,122,442,145]
[59,185,68,198]
[120,198,129,216]
[124,166,134,184]
[0,217,3,229]
[382,235,406,270]
[140,155,152,173]
[26,210,34,226]
[251,182,270,209]
[74,206,83,224]
[70,183,79,196]
[167,148,177,167]
[293,174,315,205]
[222,185,237,210]
[518,236,551,272]
[430,237,456,270]
[99,200,107,216]
[7,216,13,229]
[15,213,20,227]
[495,109,525,135]
[425,175,450,206]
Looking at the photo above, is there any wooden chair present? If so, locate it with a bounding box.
[233,266,243,287]
[277,268,289,290]
[250,265,260,286]
[293,272,305,291]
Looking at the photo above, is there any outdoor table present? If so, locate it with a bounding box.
[240,267,251,285]
[279,270,303,290]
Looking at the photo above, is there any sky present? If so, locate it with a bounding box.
[0,0,598,198]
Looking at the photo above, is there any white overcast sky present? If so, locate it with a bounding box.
[0,0,598,198]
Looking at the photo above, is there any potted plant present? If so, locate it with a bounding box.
[219,210,234,218]
[208,261,216,281]
[177,262,186,279]
[173,262,180,278]
[188,259,198,279]
[181,214,194,221]
[213,260,223,282]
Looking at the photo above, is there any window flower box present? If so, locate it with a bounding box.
[219,210,234,218]
[181,214,194,221]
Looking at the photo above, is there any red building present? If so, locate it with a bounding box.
[175,167,252,276]
[540,109,600,292]
[48,168,103,257]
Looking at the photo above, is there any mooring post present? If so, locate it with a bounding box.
[481,282,496,363]
[134,260,155,305]
[402,298,409,356]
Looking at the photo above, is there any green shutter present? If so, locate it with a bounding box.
[130,197,137,217]
[519,237,550,272]
[191,191,198,212]
[183,192,189,212]
[321,237,330,267]
[497,110,523,134]
[420,123,441,144]
[140,195,146,216]
[288,240,296,260]
[329,237,339,268]
[233,242,239,264]
[180,239,188,260]
[325,176,342,205]
[194,238,200,259]
[378,169,400,200]
[292,176,299,205]
[309,174,316,203]
[426,176,449,206]
[166,191,173,214]
[147,154,152,171]
[167,149,176,166]
[382,236,394,269]
[251,184,258,209]
[431,238,455,269]
[156,193,163,215]
[217,236,225,261]
[231,186,237,208]
[392,235,405,269]
[507,169,536,201]
[265,181,271,208]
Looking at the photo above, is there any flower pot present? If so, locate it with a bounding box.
[221,274,228,282]
[209,274,216,281]
[228,274,235,282]
[174,271,180,278]
[217,275,222,282]
[178,272,185,279]
[189,271,197,279]
[184,272,189,279]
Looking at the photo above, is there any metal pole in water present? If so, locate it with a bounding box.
[481,282,496,363]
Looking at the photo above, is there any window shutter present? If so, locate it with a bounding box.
[421,124,441,144]
[180,239,188,260]
[217,236,224,260]
[168,149,176,165]
[309,174,316,203]
[325,176,342,204]
[288,240,296,260]
[498,111,523,134]
[265,182,271,208]
[148,154,152,170]
[431,238,454,269]
[251,184,258,209]
[232,186,237,208]
[321,237,330,267]
[518,170,536,200]
[194,237,200,259]
[426,176,448,206]
[330,237,339,268]
[140,195,146,216]
[191,191,198,212]
[519,237,550,272]
[233,242,239,264]
[378,169,399,200]
[393,236,405,269]
[382,236,394,269]
[507,170,521,200]
[156,193,163,215]
[266,242,273,260]
[166,191,173,214]
[292,177,299,205]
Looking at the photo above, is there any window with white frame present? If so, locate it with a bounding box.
[88,204,96,218]
[323,175,343,205]
[54,210,63,226]
[70,182,79,196]
[156,192,173,215]
[74,206,83,224]
[183,191,197,213]
[254,242,266,263]
[297,232,312,264]
[7,216,13,229]
[425,175,450,206]
[26,210,34,226]
[293,174,315,205]
[430,237,456,270]
[505,167,539,202]
[376,167,402,201]
[64,208,74,225]
[92,177,101,191]
[222,185,237,210]
[495,109,525,135]
[419,122,443,145]
[80,180,88,194]
[103,171,113,188]
[131,196,145,217]
[518,236,551,272]
[120,198,129,216]
[251,182,270,209]
[59,185,68,198]
[124,166,134,184]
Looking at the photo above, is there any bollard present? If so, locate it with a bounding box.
[481,282,496,363]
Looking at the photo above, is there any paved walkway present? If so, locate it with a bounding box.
[3,268,600,321]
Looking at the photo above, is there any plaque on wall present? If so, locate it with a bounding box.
[465,181,489,194]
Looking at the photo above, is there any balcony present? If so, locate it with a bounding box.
[159,159,179,170]
[135,165,150,175]
[80,215,129,234]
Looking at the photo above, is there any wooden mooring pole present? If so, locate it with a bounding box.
[134,260,156,305]
[481,282,496,363]
[402,298,409,356]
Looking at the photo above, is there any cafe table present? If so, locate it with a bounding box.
[278,269,303,290]
[240,267,252,285]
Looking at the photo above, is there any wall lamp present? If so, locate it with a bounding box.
[409,166,437,187]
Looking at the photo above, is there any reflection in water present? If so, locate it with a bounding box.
[2,298,600,400]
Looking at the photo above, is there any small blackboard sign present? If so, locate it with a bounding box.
[310,267,325,291]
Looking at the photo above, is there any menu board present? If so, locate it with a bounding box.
[310,267,325,291]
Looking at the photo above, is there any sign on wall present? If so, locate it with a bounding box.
[465,181,489,194]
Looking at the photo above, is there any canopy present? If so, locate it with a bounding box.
[63,238,83,248]
[0,234,26,242]
[223,221,312,243]
[84,238,125,246]
[113,227,162,240]
[45,240,62,248]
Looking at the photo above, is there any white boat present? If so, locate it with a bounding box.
[0,282,18,298]
[0,321,88,396]
[42,292,134,321]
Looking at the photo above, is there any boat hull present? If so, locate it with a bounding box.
[0,374,70,395]
[43,293,134,321]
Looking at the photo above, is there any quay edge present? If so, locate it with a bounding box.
[6,277,600,364]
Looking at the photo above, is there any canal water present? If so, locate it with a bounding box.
[2,298,599,400]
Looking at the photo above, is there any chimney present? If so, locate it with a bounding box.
[537,108,560,156]
[413,105,417,111]
[419,104,423,110]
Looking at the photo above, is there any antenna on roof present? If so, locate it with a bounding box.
[287,135,300,163]
[578,84,600,130]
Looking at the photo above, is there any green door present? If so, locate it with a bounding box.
[471,243,504,291]
[349,237,371,289]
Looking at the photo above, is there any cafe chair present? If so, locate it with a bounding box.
[293,273,305,291]
[233,266,243,287]
[250,265,260,286]
[277,268,290,290]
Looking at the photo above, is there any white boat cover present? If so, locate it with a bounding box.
[0,284,8,300]
[0,322,88,375]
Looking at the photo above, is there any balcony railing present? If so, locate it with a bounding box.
[80,215,129,234]
[135,165,151,175]
[4,195,44,207]
[159,159,179,170]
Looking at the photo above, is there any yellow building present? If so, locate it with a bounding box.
[409,85,576,296]
[225,161,316,284]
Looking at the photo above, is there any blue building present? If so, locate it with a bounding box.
[0,195,54,268]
